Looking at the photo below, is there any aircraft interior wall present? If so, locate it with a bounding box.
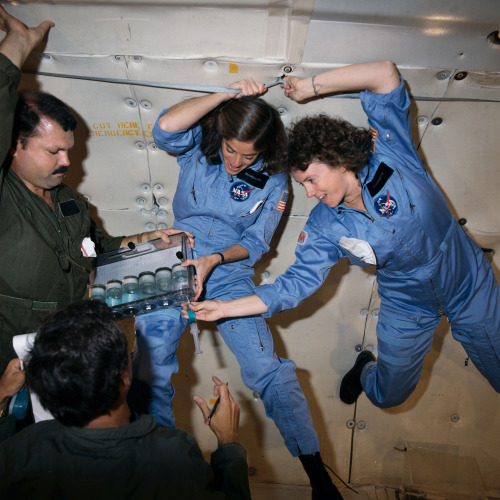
[4,0,500,497]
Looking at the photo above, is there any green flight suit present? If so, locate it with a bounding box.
[0,54,122,373]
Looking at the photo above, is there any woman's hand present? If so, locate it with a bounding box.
[227,78,267,98]
[281,76,314,102]
[182,254,219,300]
[182,300,226,322]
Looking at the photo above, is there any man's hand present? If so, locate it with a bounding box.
[0,358,25,413]
[0,6,54,68]
[120,228,195,249]
[193,376,239,446]
[153,228,195,248]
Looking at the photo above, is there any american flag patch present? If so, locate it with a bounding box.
[369,126,378,154]
[276,190,288,211]
[297,230,308,245]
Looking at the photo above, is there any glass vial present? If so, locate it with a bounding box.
[89,284,106,302]
[155,267,172,293]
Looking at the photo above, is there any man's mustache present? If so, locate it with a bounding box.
[52,166,68,175]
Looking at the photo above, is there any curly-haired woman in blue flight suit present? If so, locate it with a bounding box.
[187,61,500,411]
[133,78,343,499]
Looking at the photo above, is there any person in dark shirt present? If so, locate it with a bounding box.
[0,300,250,499]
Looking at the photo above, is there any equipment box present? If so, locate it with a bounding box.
[88,233,195,319]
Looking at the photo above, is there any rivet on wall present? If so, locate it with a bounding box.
[148,143,158,151]
[158,223,168,230]
[436,71,451,81]
[130,55,142,63]
[282,65,294,74]
[140,100,152,110]
[158,197,169,207]
[451,413,460,423]
[136,197,146,206]
[346,420,356,429]
[145,222,155,231]
[357,421,367,430]
[417,116,429,126]
[113,55,124,62]
[204,60,218,70]
[125,98,137,108]
[141,184,151,192]
[135,141,146,150]
[454,71,468,81]
[41,54,53,62]
[153,184,163,191]
[431,117,443,126]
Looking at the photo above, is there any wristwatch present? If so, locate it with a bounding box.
[0,407,8,418]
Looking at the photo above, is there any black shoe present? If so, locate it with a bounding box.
[299,453,343,499]
[340,350,376,404]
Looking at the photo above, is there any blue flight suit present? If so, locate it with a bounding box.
[255,79,500,408]
[134,111,320,456]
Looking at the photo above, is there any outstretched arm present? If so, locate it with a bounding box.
[157,78,267,132]
[184,294,268,322]
[0,6,54,68]
[282,60,400,102]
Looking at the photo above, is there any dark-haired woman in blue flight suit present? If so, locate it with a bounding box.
[134,78,343,499]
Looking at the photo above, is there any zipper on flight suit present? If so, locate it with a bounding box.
[207,177,231,239]
[395,167,415,212]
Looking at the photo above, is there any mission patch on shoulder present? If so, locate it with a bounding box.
[298,229,308,245]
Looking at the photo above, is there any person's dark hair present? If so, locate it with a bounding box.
[200,96,287,174]
[13,90,77,149]
[25,300,129,427]
[287,114,372,176]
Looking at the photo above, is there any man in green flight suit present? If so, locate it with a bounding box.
[0,7,187,375]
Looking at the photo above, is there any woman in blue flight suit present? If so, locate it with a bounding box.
[134,78,343,499]
[187,61,500,410]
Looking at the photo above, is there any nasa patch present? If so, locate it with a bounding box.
[374,191,398,218]
[229,181,255,202]
[297,230,308,245]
